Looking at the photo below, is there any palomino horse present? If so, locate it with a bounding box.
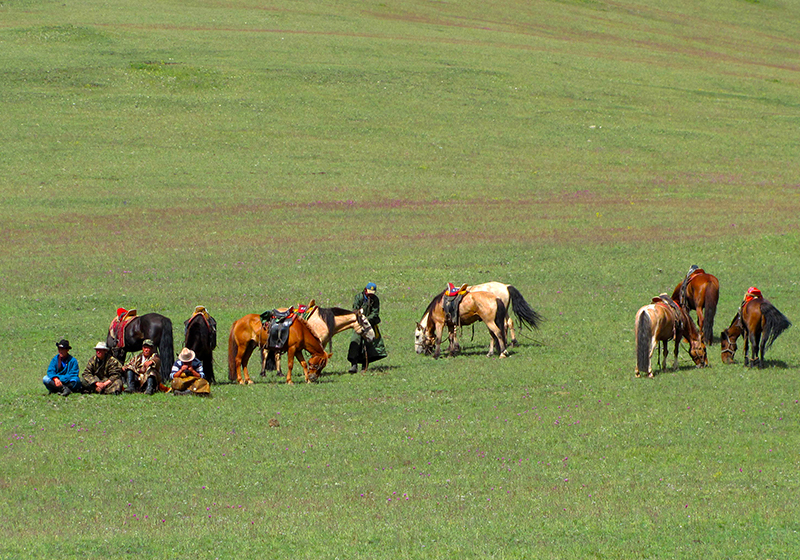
[414,282,542,355]
[720,298,791,367]
[671,269,719,345]
[415,291,509,358]
[635,296,708,377]
[184,308,217,384]
[106,312,174,381]
[266,318,331,384]
[227,306,373,384]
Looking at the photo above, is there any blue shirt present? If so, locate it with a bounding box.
[46,354,80,386]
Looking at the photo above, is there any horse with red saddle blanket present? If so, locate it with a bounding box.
[720,287,791,367]
[106,308,174,382]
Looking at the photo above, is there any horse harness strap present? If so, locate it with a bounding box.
[443,283,469,326]
[653,295,683,341]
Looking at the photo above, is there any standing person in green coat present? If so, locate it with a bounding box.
[348,282,387,373]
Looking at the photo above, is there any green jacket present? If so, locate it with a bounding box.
[82,355,124,387]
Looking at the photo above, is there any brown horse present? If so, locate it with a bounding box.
[671,269,719,345]
[635,296,708,377]
[720,297,791,367]
[267,318,331,384]
[415,291,509,358]
[227,306,374,384]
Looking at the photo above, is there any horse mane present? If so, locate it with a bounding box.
[423,291,444,319]
[316,306,352,334]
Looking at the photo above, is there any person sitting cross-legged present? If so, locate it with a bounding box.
[82,342,124,395]
[123,339,161,395]
[43,339,81,397]
[170,348,211,397]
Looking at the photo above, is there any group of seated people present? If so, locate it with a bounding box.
[43,339,210,397]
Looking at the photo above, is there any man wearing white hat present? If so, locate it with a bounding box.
[170,347,210,396]
[81,342,124,394]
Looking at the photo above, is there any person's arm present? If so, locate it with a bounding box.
[61,357,81,385]
[46,356,58,378]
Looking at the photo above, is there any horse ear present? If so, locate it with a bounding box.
[326,352,333,359]
[308,299,316,307]
[415,321,422,329]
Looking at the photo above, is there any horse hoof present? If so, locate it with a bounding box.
[635,373,641,378]
[246,379,254,385]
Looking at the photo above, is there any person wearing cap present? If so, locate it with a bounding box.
[170,347,210,396]
[43,339,81,396]
[81,342,124,394]
[347,282,387,373]
[122,339,161,395]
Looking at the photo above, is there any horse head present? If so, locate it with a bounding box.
[688,339,708,368]
[354,309,375,341]
[306,352,331,382]
[720,330,737,364]
[414,321,435,355]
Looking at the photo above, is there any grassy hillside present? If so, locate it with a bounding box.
[1,0,799,557]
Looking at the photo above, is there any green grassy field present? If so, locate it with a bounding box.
[2,0,800,558]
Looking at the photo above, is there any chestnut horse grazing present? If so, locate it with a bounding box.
[671,268,719,345]
[720,297,791,367]
[415,291,509,358]
[265,318,331,384]
[635,296,708,377]
[227,307,373,384]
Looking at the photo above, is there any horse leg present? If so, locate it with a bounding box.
[507,316,518,347]
[743,332,751,367]
[275,352,283,377]
[649,338,659,377]
[285,348,295,385]
[296,350,311,383]
[240,345,255,385]
[433,323,445,359]
[672,338,680,371]
[752,330,762,368]
[486,321,507,358]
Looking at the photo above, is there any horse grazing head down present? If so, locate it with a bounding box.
[414,321,435,355]
[719,330,737,364]
[688,339,708,368]
[306,352,331,383]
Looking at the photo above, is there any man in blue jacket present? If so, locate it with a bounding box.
[43,339,81,396]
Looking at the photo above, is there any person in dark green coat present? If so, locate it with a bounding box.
[348,282,387,372]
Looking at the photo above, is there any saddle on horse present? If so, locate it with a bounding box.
[443,283,468,325]
[678,265,704,308]
[185,305,218,348]
[110,308,138,348]
[261,308,297,351]
[652,294,684,338]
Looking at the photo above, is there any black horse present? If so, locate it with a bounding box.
[106,313,175,381]
[184,312,217,384]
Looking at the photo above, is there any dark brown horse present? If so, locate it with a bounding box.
[184,308,217,384]
[672,269,719,345]
[106,312,174,381]
[720,297,791,367]
[635,296,708,377]
[415,291,509,359]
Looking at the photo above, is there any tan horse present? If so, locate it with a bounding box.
[635,296,708,377]
[415,290,509,358]
[227,306,374,384]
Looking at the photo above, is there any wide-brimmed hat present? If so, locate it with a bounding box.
[142,339,155,348]
[94,341,110,351]
[56,339,72,350]
[365,282,377,294]
[179,348,196,362]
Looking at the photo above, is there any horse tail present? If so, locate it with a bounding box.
[703,282,718,346]
[761,302,792,351]
[159,317,175,381]
[636,311,651,374]
[264,349,277,371]
[507,286,543,331]
[227,321,239,381]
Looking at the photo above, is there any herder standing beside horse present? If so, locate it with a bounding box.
[347,282,387,373]
[671,265,719,346]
